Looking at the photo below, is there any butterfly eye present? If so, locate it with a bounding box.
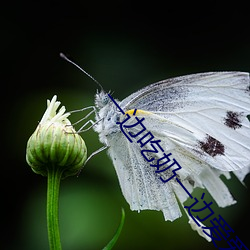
[103,95,109,105]
[95,92,110,108]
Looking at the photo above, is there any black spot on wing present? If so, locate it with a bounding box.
[186,177,195,187]
[199,135,225,157]
[224,111,243,130]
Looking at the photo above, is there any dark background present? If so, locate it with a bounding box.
[2,2,250,250]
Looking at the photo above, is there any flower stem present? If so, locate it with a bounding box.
[47,165,63,250]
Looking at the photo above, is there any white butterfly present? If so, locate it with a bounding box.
[89,72,250,239]
[58,58,250,240]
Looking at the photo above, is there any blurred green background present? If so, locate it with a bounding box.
[2,2,250,250]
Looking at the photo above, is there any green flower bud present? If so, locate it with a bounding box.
[26,95,87,178]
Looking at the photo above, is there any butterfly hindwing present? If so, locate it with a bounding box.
[107,130,183,221]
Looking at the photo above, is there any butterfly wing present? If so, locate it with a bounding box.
[106,129,183,221]
[100,72,249,222]
[106,111,236,223]
[120,72,250,173]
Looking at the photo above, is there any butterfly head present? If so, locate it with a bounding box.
[95,89,111,109]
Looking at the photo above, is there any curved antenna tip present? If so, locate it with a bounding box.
[59,52,104,91]
[59,52,67,60]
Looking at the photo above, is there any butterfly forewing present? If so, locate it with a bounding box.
[120,72,250,172]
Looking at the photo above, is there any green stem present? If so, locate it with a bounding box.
[47,165,63,250]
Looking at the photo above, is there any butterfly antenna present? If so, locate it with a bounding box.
[60,53,104,91]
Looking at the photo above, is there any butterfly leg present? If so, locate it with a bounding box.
[85,145,108,165]
[77,145,108,175]
[70,106,96,126]
[77,119,96,132]
[68,106,101,132]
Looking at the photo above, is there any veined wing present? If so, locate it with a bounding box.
[107,114,236,223]
[120,72,250,173]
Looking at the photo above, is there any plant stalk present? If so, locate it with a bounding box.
[47,165,63,250]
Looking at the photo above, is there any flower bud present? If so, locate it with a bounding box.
[26,95,87,178]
